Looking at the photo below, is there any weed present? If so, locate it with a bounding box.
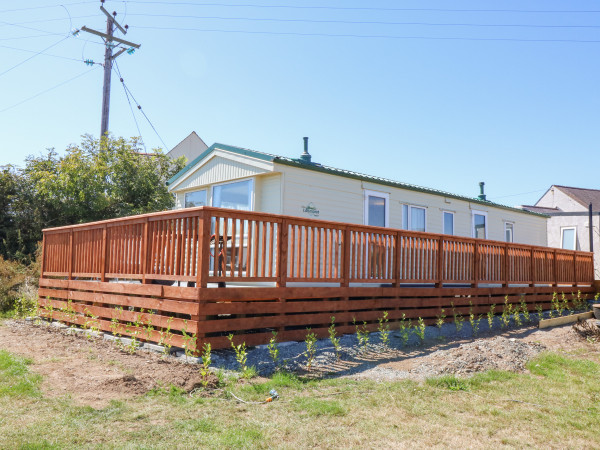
[427,375,470,391]
[519,297,531,323]
[560,292,569,316]
[228,334,248,372]
[513,303,522,327]
[550,292,560,318]
[500,297,512,328]
[435,308,446,329]
[267,331,279,367]
[304,329,318,370]
[199,343,212,388]
[487,304,496,329]
[398,313,412,346]
[414,317,426,344]
[451,302,464,332]
[13,294,37,319]
[182,321,198,358]
[572,290,585,311]
[144,310,155,340]
[328,316,341,360]
[535,303,544,322]
[353,318,370,353]
[377,311,390,348]
[110,306,123,338]
[469,305,482,337]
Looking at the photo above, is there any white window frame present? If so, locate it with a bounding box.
[211,178,255,211]
[402,204,427,232]
[471,210,488,239]
[184,189,208,208]
[443,211,454,235]
[363,189,390,227]
[560,226,577,250]
[504,221,514,243]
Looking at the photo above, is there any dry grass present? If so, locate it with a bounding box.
[1,347,600,449]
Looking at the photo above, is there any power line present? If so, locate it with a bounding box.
[119,1,600,14]
[114,61,145,150]
[0,15,96,27]
[0,67,97,113]
[0,34,65,41]
[134,26,600,43]
[0,1,96,14]
[0,36,70,78]
[128,13,600,30]
[0,43,92,63]
[489,189,548,201]
[115,64,169,150]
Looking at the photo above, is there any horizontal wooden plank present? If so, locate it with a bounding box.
[40,278,164,296]
[38,310,188,349]
[38,297,196,332]
[38,288,199,316]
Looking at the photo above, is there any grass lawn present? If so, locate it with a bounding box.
[1,349,599,449]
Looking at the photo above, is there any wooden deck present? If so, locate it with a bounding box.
[38,207,596,350]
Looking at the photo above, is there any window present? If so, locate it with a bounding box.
[184,189,207,208]
[212,179,253,211]
[472,210,487,239]
[443,211,454,235]
[402,204,426,232]
[364,190,389,227]
[505,222,514,243]
[561,227,576,250]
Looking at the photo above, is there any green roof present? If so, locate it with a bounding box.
[167,142,548,218]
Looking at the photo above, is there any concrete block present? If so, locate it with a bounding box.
[179,355,201,364]
[141,343,166,354]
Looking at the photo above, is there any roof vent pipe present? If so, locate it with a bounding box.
[478,182,487,201]
[300,137,312,164]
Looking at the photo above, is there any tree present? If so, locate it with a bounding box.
[0,135,186,263]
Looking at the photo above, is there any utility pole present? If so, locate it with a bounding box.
[81,1,140,139]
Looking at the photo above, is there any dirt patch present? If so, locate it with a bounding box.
[349,322,600,381]
[0,320,212,408]
[1,318,598,407]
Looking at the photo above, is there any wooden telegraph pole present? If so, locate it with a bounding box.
[81,1,140,139]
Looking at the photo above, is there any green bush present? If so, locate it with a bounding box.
[0,254,39,316]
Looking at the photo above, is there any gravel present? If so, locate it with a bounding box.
[202,314,550,379]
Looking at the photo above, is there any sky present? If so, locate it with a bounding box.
[1,0,599,208]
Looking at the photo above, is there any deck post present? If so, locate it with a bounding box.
[141,219,149,284]
[277,218,288,287]
[68,229,74,280]
[573,252,578,287]
[196,209,211,289]
[393,231,401,287]
[530,247,535,287]
[503,243,509,287]
[341,227,351,287]
[552,248,558,287]
[435,235,444,288]
[473,241,479,288]
[100,226,107,282]
[40,233,46,278]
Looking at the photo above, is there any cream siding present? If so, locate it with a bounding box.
[255,174,282,214]
[173,154,269,192]
[275,163,547,246]
[168,149,547,247]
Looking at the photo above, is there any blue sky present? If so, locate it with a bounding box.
[1,0,599,208]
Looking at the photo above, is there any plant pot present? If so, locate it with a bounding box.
[593,304,600,320]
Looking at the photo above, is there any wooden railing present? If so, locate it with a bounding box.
[41,206,595,287]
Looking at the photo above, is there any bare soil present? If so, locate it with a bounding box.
[0,318,597,408]
[0,320,214,408]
